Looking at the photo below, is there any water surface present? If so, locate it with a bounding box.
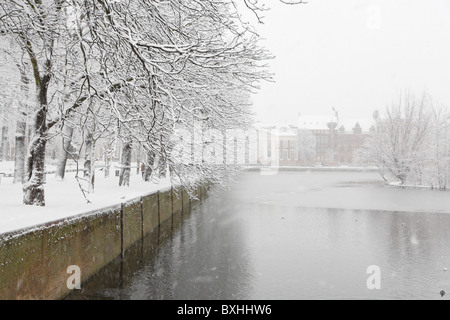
[67,171,450,300]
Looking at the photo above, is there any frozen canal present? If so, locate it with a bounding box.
[67,170,450,300]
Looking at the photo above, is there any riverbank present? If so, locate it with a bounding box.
[0,160,211,299]
[0,182,207,299]
[0,165,172,235]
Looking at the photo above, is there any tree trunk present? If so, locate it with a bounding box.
[55,125,74,180]
[13,119,26,183]
[23,82,49,206]
[136,147,141,175]
[83,130,95,192]
[89,153,95,193]
[143,150,155,181]
[104,146,111,178]
[158,152,167,178]
[119,138,132,186]
[14,63,29,183]
[83,131,93,177]
[0,126,8,162]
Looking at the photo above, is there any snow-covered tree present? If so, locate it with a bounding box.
[364,93,449,188]
[426,105,450,189]
[0,0,300,205]
[297,129,316,164]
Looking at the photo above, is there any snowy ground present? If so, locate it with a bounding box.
[0,161,171,235]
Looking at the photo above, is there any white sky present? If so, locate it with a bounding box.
[245,0,450,124]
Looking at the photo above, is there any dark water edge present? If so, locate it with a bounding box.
[66,172,450,300]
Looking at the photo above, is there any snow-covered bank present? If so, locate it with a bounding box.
[387,181,447,190]
[231,171,450,214]
[0,166,172,235]
[245,165,379,172]
[0,175,201,300]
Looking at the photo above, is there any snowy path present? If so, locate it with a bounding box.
[0,163,172,235]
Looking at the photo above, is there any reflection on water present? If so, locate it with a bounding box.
[67,172,450,300]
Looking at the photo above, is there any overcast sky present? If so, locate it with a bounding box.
[245,0,450,124]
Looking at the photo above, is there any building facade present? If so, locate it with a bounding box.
[255,113,374,166]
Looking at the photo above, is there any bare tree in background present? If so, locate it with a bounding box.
[297,129,316,165]
[0,42,30,183]
[365,93,442,188]
[427,105,450,189]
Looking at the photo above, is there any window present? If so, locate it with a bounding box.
[348,136,354,144]
[318,135,329,144]
[290,150,296,161]
[283,150,288,160]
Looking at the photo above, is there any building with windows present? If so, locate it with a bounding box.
[278,126,299,166]
[254,112,375,166]
[335,119,375,164]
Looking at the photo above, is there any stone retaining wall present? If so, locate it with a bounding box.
[0,185,207,300]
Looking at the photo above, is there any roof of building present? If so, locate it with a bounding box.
[254,122,298,136]
[338,118,375,133]
[298,114,374,133]
[298,114,337,130]
[255,113,375,135]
